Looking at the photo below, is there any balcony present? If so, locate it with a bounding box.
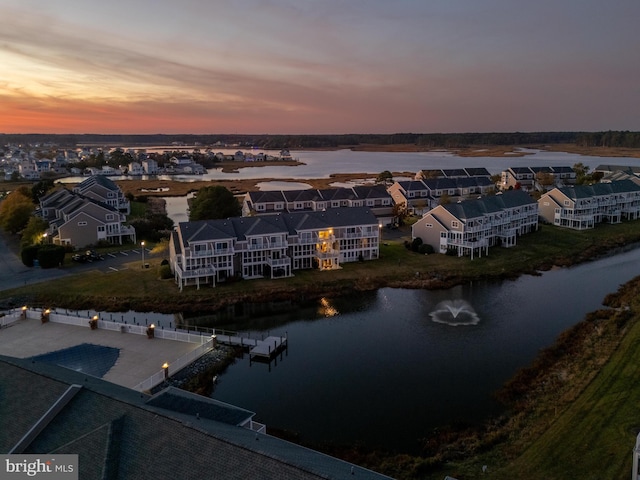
[175,265,216,279]
[267,256,291,267]
[188,248,233,257]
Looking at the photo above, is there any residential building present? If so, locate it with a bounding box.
[73,175,130,214]
[500,166,576,191]
[142,158,159,175]
[537,180,640,230]
[387,177,494,215]
[242,185,394,223]
[169,207,380,290]
[39,188,136,248]
[412,190,538,259]
[415,167,491,180]
[0,355,393,480]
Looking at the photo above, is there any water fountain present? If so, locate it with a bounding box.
[429,299,480,326]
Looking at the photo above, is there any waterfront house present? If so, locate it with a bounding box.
[242,185,393,223]
[388,177,495,214]
[412,190,538,258]
[500,166,576,191]
[415,167,491,180]
[169,207,380,290]
[537,179,640,230]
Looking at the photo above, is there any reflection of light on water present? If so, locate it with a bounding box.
[429,299,480,326]
[319,297,339,317]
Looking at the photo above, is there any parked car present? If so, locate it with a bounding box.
[85,250,103,261]
[71,250,103,263]
[71,253,88,263]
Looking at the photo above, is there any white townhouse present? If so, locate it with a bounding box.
[142,158,159,175]
[169,207,380,290]
[538,180,640,230]
[412,190,538,259]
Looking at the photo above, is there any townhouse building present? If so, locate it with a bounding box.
[387,177,494,215]
[72,175,130,214]
[537,180,640,230]
[242,185,394,223]
[500,166,576,191]
[39,188,136,247]
[169,207,380,290]
[412,190,538,259]
[415,167,491,180]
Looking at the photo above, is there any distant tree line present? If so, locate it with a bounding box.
[2,131,640,150]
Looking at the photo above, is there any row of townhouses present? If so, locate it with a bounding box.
[500,166,576,191]
[242,185,394,222]
[538,179,640,229]
[412,190,539,259]
[387,177,495,215]
[39,177,136,248]
[169,207,381,290]
[414,167,491,180]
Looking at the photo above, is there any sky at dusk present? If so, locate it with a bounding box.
[1,0,639,135]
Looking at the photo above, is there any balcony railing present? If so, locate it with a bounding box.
[175,264,216,279]
[267,256,290,267]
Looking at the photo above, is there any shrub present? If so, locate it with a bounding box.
[418,243,434,255]
[21,244,40,267]
[158,264,172,279]
[37,244,66,268]
[411,237,423,252]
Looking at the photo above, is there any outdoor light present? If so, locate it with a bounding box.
[141,241,145,268]
[146,323,155,339]
[20,306,27,320]
[162,362,169,379]
[211,334,217,348]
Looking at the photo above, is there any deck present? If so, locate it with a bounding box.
[215,333,288,360]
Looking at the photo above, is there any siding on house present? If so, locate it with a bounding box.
[170,207,380,290]
[538,179,640,230]
[412,190,538,259]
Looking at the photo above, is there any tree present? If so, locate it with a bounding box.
[188,186,241,221]
[0,189,35,233]
[21,216,49,248]
[376,170,393,185]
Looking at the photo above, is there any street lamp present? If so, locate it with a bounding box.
[141,241,145,268]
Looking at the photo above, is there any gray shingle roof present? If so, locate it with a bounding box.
[0,355,394,480]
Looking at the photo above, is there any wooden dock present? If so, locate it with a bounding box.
[214,332,287,360]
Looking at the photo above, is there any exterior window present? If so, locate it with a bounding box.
[98,226,105,232]
[564,200,571,206]
[543,202,550,206]
[425,223,433,228]
[78,221,87,226]
[451,220,459,228]
[106,214,114,221]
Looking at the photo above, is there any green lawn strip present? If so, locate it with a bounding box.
[492,315,640,480]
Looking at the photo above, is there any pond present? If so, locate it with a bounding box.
[178,246,640,452]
